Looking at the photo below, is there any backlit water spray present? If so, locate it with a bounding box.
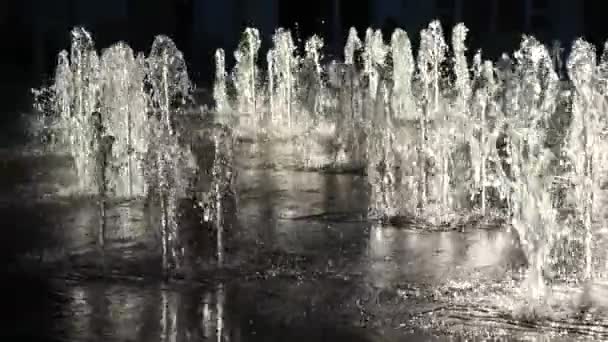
[36,28,238,275]
[32,19,608,309]
[211,20,608,302]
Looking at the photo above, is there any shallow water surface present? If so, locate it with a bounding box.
[2,149,608,341]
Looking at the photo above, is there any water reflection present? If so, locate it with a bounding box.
[464,230,520,270]
[40,197,154,257]
[216,284,225,342]
[60,284,193,341]
[12,151,608,340]
[235,169,369,257]
[364,226,522,288]
[0,153,77,200]
[57,280,393,342]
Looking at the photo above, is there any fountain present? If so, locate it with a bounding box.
[268,28,298,129]
[231,28,261,133]
[207,20,608,300]
[98,42,149,198]
[213,48,230,114]
[144,35,199,274]
[27,17,608,338]
[565,39,602,282]
[35,28,235,275]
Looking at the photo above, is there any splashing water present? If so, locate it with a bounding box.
[232,28,261,129]
[50,28,101,194]
[33,19,608,309]
[145,35,198,274]
[209,20,608,301]
[268,28,298,129]
[99,43,149,198]
[213,48,230,114]
[34,29,239,275]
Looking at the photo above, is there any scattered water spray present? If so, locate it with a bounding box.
[213,49,230,114]
[268,28,299,129]
[391,28,416,121]
[41,29,208,275]
[566,39,602,281]
[146,35,197,274]
[99,43,149,198]
[233,28,261,122]
[38,19,608,300]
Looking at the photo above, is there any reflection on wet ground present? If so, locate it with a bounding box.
[6,274,451,341]
[2,149,608,341]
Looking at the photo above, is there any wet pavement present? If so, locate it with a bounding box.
[2,143,608,341]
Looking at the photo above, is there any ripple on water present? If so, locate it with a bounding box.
[400,277,608,340]
[6,149,608,341]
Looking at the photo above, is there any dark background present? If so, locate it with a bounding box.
[1,0,607,128]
